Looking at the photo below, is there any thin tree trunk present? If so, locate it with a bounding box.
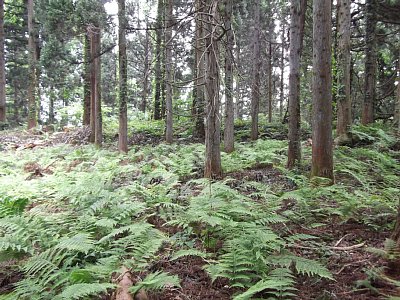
[310,0,334,181]
[251,0,261,140]
[235,38,242,120]
[49,86,55,124]
[0,0,5,123]
[27,0,37,129]
[153,0,163,120]
[362,0,377,125]
[279,23,285,119]
[94,30,102,147]
[118,0,128,152]
[204,0,222,179]
[394,52,400,132]
[13,83,19,123]
[165,0,173,143]
[83,34,91,125]
[193,0,205,139]
[140,28,150,114]
[267,41,273,123]
[224,0,234,153]
[287,0,307,169]
[336,0,352,142]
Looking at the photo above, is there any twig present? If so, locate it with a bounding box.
[330,242,366,251]
[334,233,351,247]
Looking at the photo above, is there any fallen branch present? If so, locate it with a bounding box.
[330,242,366,251]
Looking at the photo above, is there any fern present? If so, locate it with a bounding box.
[56,283,116,299]
[129,271,180,295]
[171,249,209,260]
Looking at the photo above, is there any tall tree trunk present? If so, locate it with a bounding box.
[118,0,128,152]
[0,0,5,123]
[223,0,234,153]
[13,82,19,123]
[27,0,37,129]
[204,0,222,179]
[267,41,273,123]
[279,23,285,119]
[336,0,352,142]
[140,28,150,113]
[193,0,205,139]
[310,0,334,181]
[287,0,307,169]
[251,0,261,140]
[83,34,91,125]
[89,27,102,146]
[153,0,163,120]
[362,0,377,125]
[235,38,242,120]
[395,52,400,132]
[165,0,173,143]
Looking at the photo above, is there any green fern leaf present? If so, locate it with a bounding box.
[56,283,116,299]
[129,271,180,294]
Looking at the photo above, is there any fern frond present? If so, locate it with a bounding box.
[56,283,116,299]
[171,249,209,261]
[129,271,180,294]
[56,233,94,254]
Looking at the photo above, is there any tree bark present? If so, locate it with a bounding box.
[310,0,334,181]
[336,0,352,142]
[83,34,91,126]
[279,23,285,119]
[153,0,163,120]
[267,41,273,123]
[27,0,37,129]
[118,0,128,152]
[140,28,151,114]
[165,0,173,143]
[361,0,377,125]
[394,51,400,132]
[193,0,205,139]
[204,0,222,179]
[251,0,261,140]
[89,27,102,147]
[0,0,6,123]
[223,0,234,153]
[287,0,307,169]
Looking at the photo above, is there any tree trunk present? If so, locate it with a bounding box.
[153,0,163,120]
[83,34,91,126]
[204,0,222,179]
[395,51,400,132]
[13,83,19,123]
[140,28,150,114]
[310,0,334,181]
[251,0,261,140]
[267,41,273,123]
[223,0,234,153]
[235,38,242,120]
[279,23,285,119]
[193,0,205,139]
[118,0,128,153]
[287,0,307,169]
[0,0,5,123]
[89,27,102,147]
[336,0,352,142]
[165,0,173,143]
[49,86,55,124]
[362,0,377,125]
[27,0,37,129]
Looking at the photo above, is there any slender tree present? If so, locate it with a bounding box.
[27,0,37,129]
[251,0,261,140]
[362,0,377,125]
[153,0,163,120]
[267,41,273,122]
[193,0,205,139]
[396,51,400,132]
[310,0,333,181]
[118,0,128,152]
[287,0,307,169]
[165,0,173,143]
[89,26,102,147]
[83,34,91,126]
[223,0,234,153]
[140,27,151,113]
[336,0,352,142]
[204,0,222,178]
[0,0,5,123]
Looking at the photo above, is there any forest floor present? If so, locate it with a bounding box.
[0,122,399,300]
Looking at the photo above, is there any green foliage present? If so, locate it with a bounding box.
[129,271,181,295]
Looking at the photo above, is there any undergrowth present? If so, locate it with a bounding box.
[0,122,398,299]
